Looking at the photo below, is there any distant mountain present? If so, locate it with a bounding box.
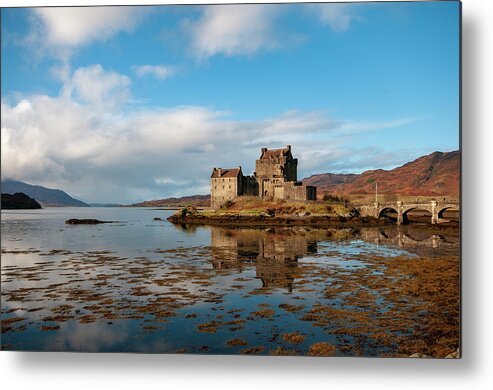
[131,194,211,208]
[302,150,460,197]
[89,203,124,208]
[1,192,42,209]
[1,180,89,207]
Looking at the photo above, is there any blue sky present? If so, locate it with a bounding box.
[1,2,460,203]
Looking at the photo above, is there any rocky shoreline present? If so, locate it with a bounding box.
[167,207,460,232]
[168,208,391,228]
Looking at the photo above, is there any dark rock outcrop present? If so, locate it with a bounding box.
[1,192,42,209]
[65,219,113,225]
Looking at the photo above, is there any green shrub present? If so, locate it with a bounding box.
[180,206,197,218]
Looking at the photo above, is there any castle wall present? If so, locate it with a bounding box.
[284,158,298,182]
[255,155,298,183]
[259,178,283,198]
[273,182,317,201]
[242,175,259,196]
[306,185,317,201]
[211,177,240,208]
[256,159,282,179]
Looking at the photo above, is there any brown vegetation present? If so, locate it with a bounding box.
[282,332,305,344]
[226,338,248,347]
[250,309,275,318]
[308,342,337,357]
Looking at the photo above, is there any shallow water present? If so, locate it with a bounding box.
[1,207,460,356]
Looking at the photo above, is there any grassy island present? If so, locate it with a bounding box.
[167,196,383,228]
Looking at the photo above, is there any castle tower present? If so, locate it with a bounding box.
[255,145,298,198]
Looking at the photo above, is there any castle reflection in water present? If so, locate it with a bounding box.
[211,227,318,291]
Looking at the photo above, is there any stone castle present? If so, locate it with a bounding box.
[210,145,316,208]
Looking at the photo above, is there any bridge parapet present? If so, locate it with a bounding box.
[358,200,459,225]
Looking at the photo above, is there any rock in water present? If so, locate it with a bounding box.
[65,219,113,225]
[1,192,42,209]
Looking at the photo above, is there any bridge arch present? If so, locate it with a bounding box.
[378,207,398,221]
[402,206,433,215]
[438,206,459,219]
[402,207,433,224]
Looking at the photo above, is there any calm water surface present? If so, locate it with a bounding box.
[1,207,460,356]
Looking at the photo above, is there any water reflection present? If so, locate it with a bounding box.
[359,226,458,255]
[211,228,319,291]
[208,225,458,288]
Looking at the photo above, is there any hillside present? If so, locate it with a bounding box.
[1,180,89,207]
[1,192,42,209]
[302,173,358,193]
[302,150,459,198]
[131,194,211,208]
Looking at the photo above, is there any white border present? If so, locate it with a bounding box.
[2,1,493,389]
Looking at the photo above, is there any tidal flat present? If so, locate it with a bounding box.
[1,207,459,357]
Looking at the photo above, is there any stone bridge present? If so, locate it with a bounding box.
[359,200,460,225]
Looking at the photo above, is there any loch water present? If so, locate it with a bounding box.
[1,207,460,356]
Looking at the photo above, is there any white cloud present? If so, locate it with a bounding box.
[33,7,145,47]
[184,4,280,59]
[338,117,418,134]
[131,65,176,80]
[307,3,359,32]
[61,64,130,109]
[24,6,147,59]
[1,64,414,204]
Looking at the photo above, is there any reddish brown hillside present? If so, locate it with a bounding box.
[131,194,211,207]
[303,150,459,197]
[302,173,358,193]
